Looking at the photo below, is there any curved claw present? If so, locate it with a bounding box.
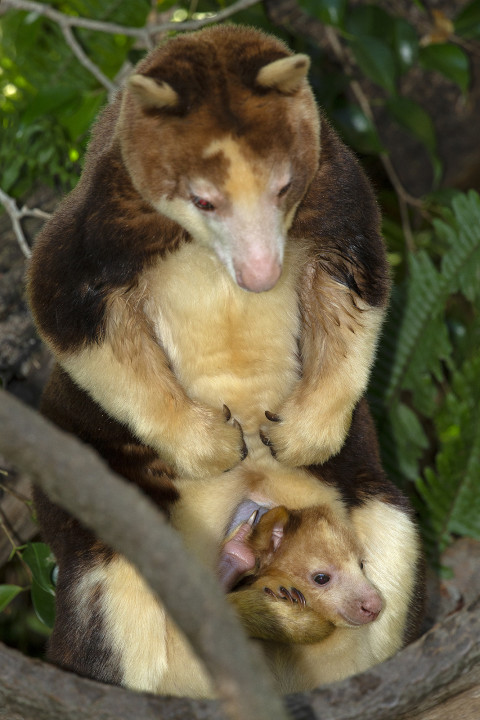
[259,429,277,459]
[233,419,248,461]
[264,587,277,599]
[223,404,232,422]
[290,588,306,608]
[259,429,273,447]
[279,586,294,602]
[265,410,281,423]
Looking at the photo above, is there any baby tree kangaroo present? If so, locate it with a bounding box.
[220,505,383,644]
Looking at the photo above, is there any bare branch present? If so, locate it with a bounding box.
[0,188,51,258]
[1,581,480,719]
[0,0,261,46]
[148,0,261,36]
[0,389,290,720]
[1,0,261,96]
[0,0,150,39]
[61,24,117,97]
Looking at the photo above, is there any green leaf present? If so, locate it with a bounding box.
[348,36,397,94]
[22,543,56,595]
[455,0,480,39]
[1,154,24,192]
[386,96,441,185]
[0,585,24,612]
[333,104,384,154]
[31,580,56,628]
[61,91,105,141]
[345,4,394,38]
[419,44,470,94]
[392,18,419,73]
[22,86,80,124]
[306,0,347,27]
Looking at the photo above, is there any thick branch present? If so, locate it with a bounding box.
[0,389,289,720]
[1,598,480,719]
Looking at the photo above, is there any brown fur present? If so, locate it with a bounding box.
[28,25,389,482]
[25,25,415,694]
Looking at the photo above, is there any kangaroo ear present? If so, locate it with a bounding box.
[128,74,179,109]
[256,54,310,93]
[252,506,290,553]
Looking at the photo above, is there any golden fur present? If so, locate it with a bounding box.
[83,458,420,696]
[27,26,416,697]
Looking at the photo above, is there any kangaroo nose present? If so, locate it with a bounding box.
[360,592,382,620]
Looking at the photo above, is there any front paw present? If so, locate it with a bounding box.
[264,586,306,608]
[260,400,352,467]
[166,403,247,478]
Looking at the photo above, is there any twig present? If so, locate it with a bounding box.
[0,0,261,45]
[0,0,151,40]
[0,480,34,508]
[1,0,261,100]
[0,188,51,258]
[61,23,117,98]
[0,511,30,572]
[149,0,260,35]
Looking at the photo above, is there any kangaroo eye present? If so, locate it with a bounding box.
[313,573,330,586]
[277,182,291,198]
[191,195,215,211]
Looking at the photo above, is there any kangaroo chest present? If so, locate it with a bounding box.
[143,243,302,432]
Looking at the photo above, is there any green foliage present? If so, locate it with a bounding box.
[419,44,470,94]
[0,584,24,612]
[369,191,480,556]
[0,543,56,630]
[455,0,480,39]
[297,0,472,184]
[22,543,56,628]
[417,353,480,551]
[0,0,151,196]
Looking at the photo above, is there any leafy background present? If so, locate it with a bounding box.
[1,0,479,650]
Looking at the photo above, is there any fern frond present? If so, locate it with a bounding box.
[369,190,480,489]
[415,353,480,550]
[373,190,480,416]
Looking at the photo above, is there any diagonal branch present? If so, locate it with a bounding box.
[0,389,290,720]
[0,188,51,258]
[61,23,117,97]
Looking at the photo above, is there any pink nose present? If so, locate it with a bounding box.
[357,591,383,623]
[359,598,381,621]
[235,260,282,293]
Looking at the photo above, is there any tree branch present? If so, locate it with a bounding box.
[0,188,51,258]
[0,0,261,45]
[1,587,480,719]
[61,23,117,97]
[0,389,289,720]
